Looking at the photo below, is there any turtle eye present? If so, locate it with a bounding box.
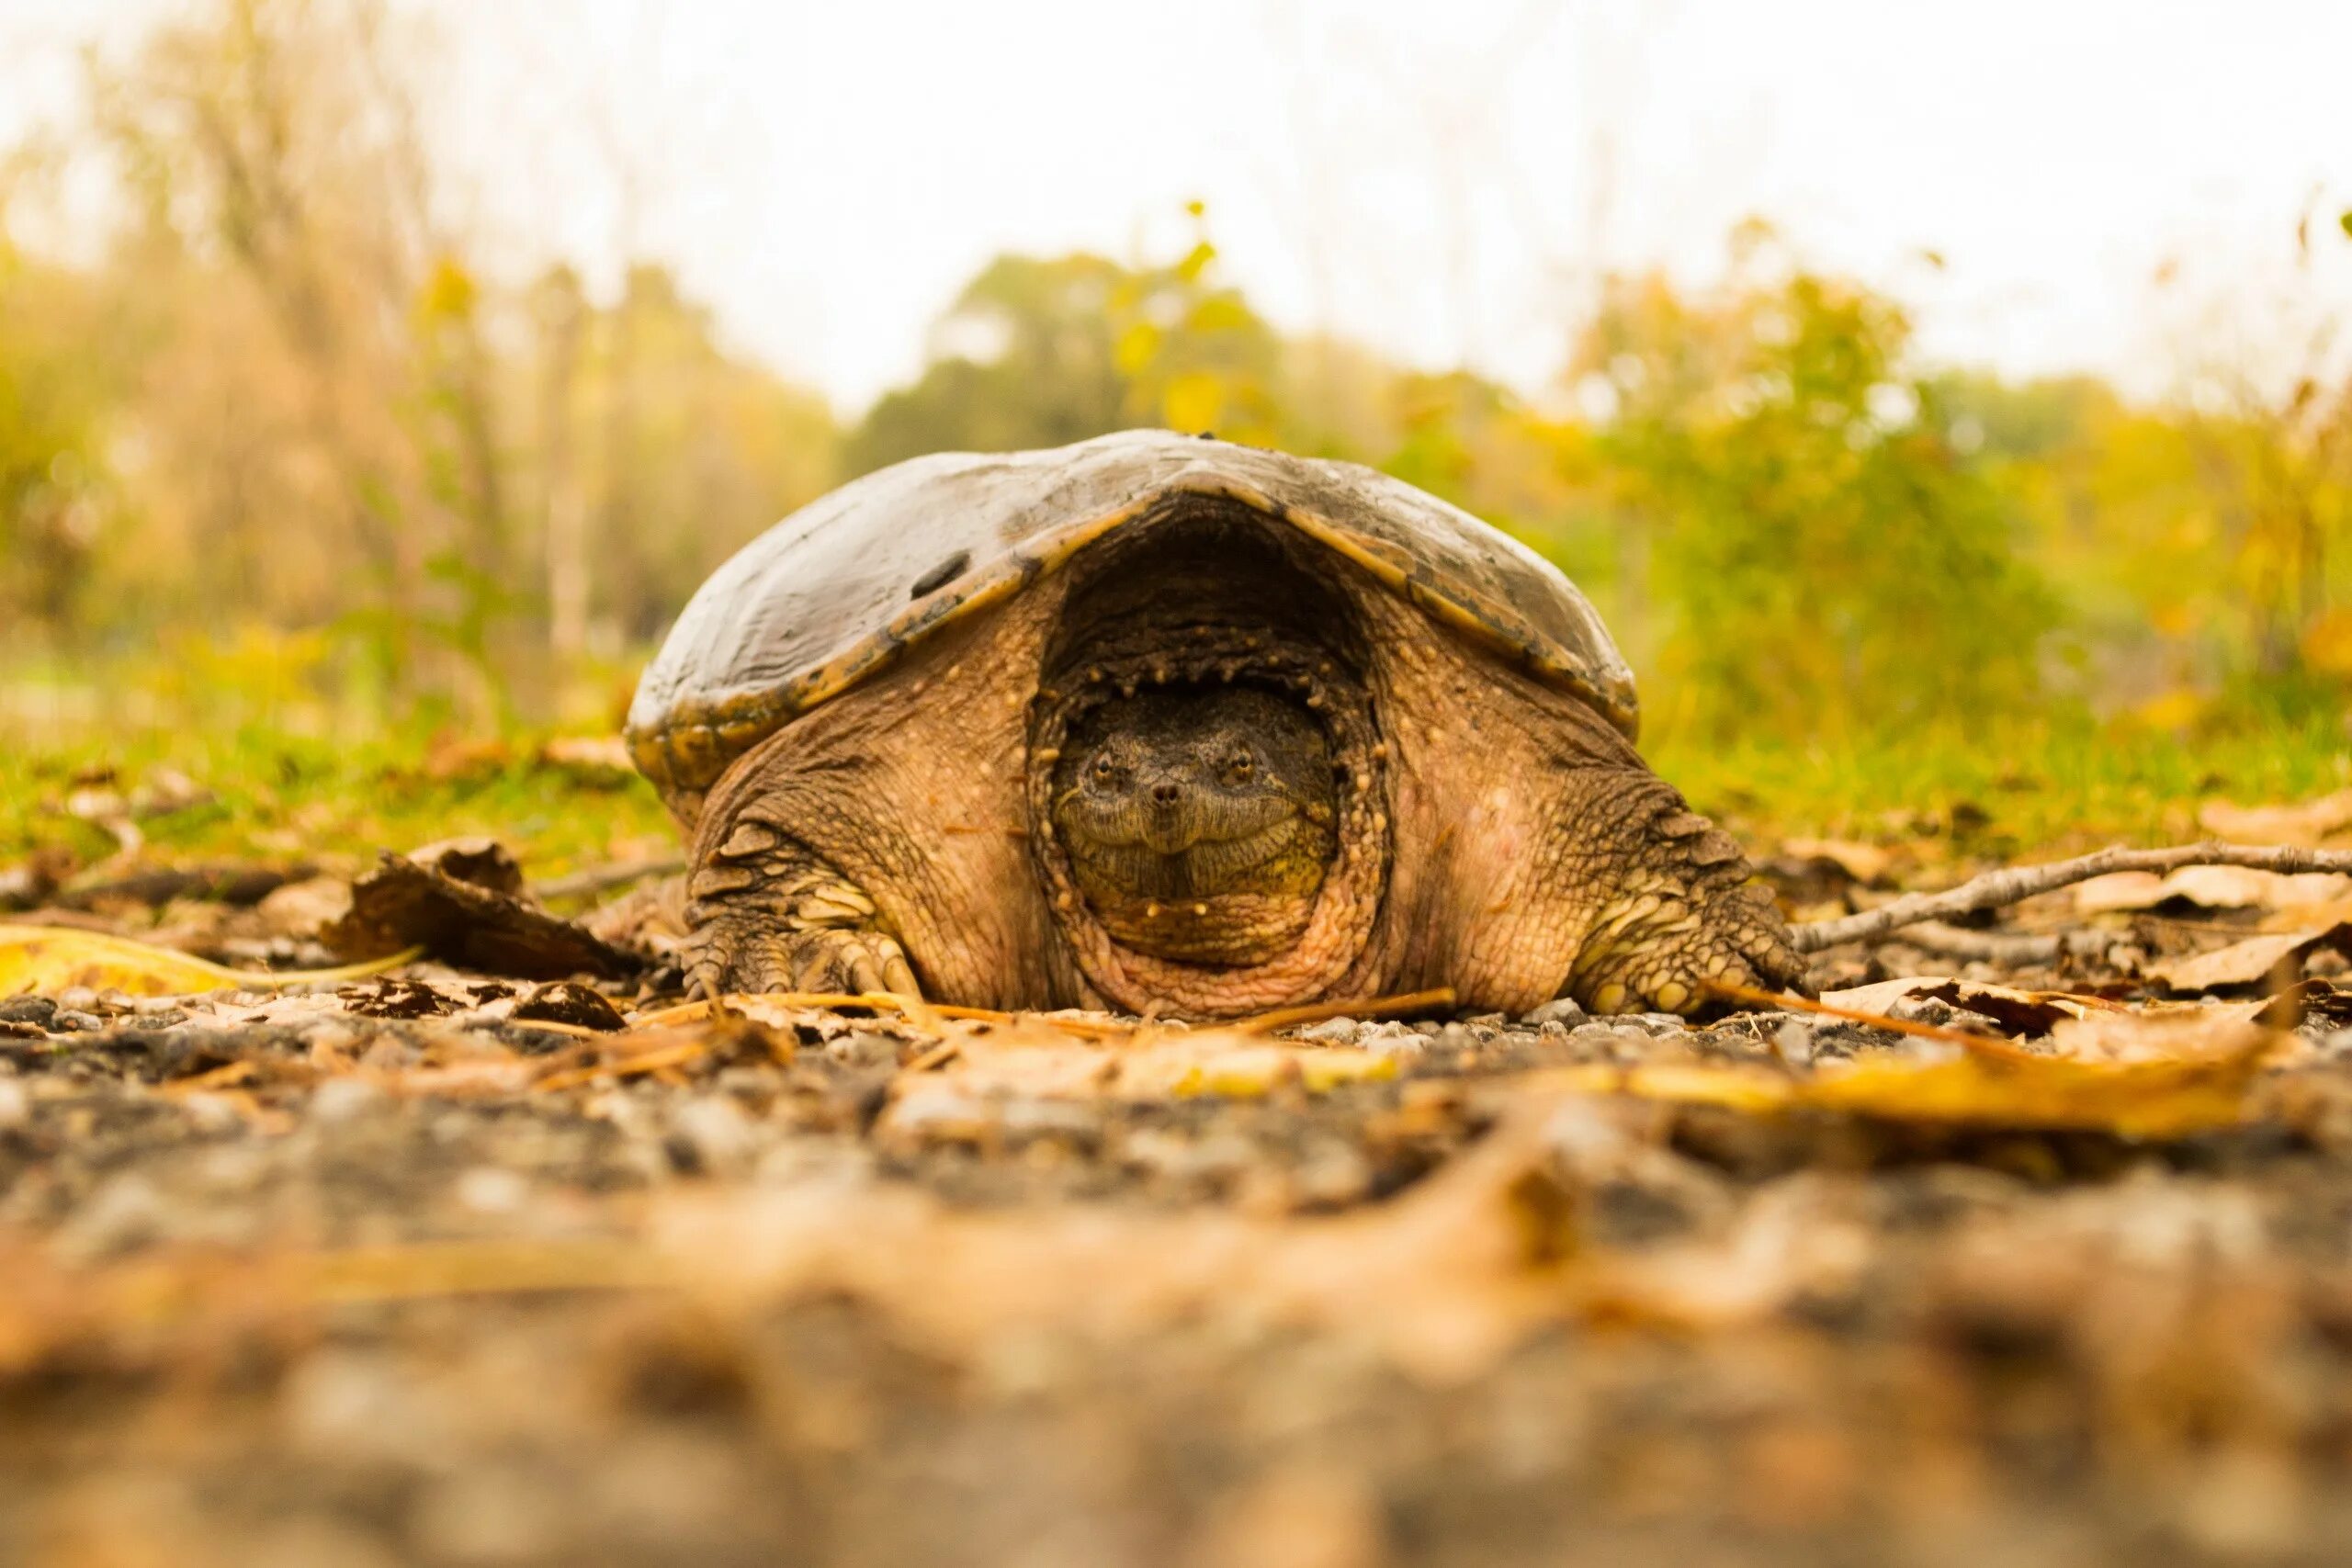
[1091,755,1119,784]
[1225,751,1255,783]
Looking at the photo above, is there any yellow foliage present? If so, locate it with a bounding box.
[0,925,419,998]
[2299,608,2352,679]
[1160,370,1226,435]
[1543,1047,2258,1141]
[416,254,479,323]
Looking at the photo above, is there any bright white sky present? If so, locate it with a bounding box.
[6,0,2350,411]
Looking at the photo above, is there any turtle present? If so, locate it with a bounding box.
[627,430,1806,1020]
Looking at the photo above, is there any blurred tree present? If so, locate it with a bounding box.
[1574,242,2058,739]
[848,207,1282,471]
[0,239,119,628]
[11,0,842,724]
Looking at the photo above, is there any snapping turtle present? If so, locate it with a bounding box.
[628,431,1804,1018]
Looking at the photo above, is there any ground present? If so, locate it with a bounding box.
[6,722,2352,1566]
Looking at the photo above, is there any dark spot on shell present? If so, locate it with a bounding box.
[910,550,972,598]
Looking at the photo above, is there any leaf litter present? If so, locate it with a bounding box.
[13,817,2352,1562]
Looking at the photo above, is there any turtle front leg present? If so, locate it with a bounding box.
[683,826,919,1000]
[1552,773,1809,1017]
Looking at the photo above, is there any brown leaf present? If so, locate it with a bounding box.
[2075,866,2351,913]
[2199,788,2352,848]
[538,735,636,779]
[1819,976,2106,1037]
[405,837,526,897]
[0,847,74,913]
[256,875,356,939]
[1779,838,1898,886]
[2145,926,2352,995]
[323,852,642,980]
[513,981,629,1032]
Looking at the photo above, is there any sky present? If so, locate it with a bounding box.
[5,0,2349,411]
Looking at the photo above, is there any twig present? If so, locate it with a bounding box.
[627,991,908,1028]
[1882,921,2116,967]
[1702,979,2041,1062]
[1234,987,1458,1035]
[1792,841,2352,953]
[534,1040,709,1092]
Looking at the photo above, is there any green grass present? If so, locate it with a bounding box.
[1654,713,2352,858]
[0,724,677,883]
[6,697,2346,893]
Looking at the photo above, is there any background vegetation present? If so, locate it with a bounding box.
[5,0,2351,865]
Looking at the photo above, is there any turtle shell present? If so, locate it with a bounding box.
[627,430,1637,808]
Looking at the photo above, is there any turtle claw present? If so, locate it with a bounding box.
[1568,875,1810,1020]
[682,912,922,1003]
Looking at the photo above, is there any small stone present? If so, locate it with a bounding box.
[1299,1017,1359,1043]
[1522,998,1586,1027]
[1357,1021,1430,1059]
[311,1077,384,1124]
[455,1166,528,1213]
[669,1095,758,1178]
[180,1093,243,1133]
[0,997,57,1028]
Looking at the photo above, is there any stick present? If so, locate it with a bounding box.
[1792,840,2352,953]
[1702,978,2040,1061]
[1233,987,1457,1035]
[1876,921,2119,966]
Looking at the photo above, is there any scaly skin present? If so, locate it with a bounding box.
[682,824,919,998]
[1358,587,1808,1016]
[1051,687,1338,966]
[1552,773,1809,1014]
[674,506,1807,1018]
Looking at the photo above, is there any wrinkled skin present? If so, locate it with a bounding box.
[1051,688,1338,965]
[679,506,1809,1020]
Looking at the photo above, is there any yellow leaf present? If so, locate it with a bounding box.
[1170,1045,1397,1098]
[1532,1049,2259,1140]
[0,924,420,999]
[416,254,479,322]
[1161,370,1224,434]
[2301,608,2352,679]
[1113,320,1161,377]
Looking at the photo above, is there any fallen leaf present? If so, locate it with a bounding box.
[2199,788,2352,848]
[2146,926,2352,995]
[340,976,467,1020]
[2075,866,2352,913]
[406,837,526,898]
[1541,1049,2261,1140]
[0,923,417,998]
[2073,872,2169,913]
[323,852,643,980]
[1819,976,2108,1036]
[512,981,629,1032]
[1779,838,1898,886]
[256,875,355,939]
[2045,1003,2268,1063]
[0,847,74,912]
[538,735,636,778]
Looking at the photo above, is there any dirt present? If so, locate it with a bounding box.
[9,857,2352,1564]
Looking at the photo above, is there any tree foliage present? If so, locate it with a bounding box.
[2,0,2349,750]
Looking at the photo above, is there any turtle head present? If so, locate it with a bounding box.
[1050,687,1338,964]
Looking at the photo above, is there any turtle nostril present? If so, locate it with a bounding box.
[1150,782,1182,807]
